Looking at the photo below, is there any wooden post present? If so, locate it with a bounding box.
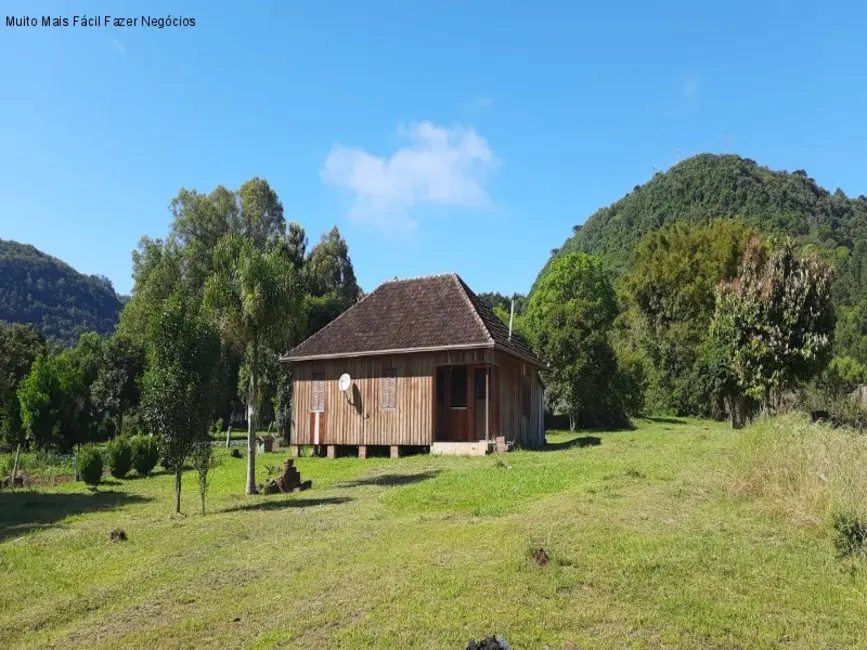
[358,445,367,460]
[226,426,232,448]
[390,445,399,459]
[485,365,490,444]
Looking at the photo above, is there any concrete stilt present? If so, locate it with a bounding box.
[358,445,367,460]
[389,445,400,459]
[326,445,336,459]
[289,445,300,458]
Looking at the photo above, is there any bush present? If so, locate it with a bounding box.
[831,510,867,557]
[78,445,104,487]
[130,435,160,476]
[105,437,133,479]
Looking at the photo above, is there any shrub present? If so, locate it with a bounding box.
[78,445,104,487]
[831,510,867,557]
[105,437,133,479]
[130,435,160,476]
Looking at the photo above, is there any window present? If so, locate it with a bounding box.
[450,366,467,408]
[311,373,325,412]
[381,369,397,410]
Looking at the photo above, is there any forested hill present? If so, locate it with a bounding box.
[539,154,867,301]
[0,239,123,346]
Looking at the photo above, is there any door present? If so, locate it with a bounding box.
[434,365,472,441]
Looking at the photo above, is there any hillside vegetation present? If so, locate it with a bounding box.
[0,240,123,347]
[540,154,867,304]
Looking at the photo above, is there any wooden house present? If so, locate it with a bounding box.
[282,273,546,456]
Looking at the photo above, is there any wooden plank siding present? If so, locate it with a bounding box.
[290,349,496,447]
[492,350,545,449]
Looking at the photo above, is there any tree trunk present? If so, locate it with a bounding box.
[175,469,182,514]
[74,443,80,481]
[201,491,206,516]
[11,442,22,481]
[729,395,743,430]
[226,426,232,448]
[246,371,258,495]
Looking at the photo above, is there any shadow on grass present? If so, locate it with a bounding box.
[538,436,602,452]
[642,416,688,425]
[0,490,152,543]
[223,497,351,513]
[338,471,441,488]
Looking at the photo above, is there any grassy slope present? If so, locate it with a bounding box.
[1,419,866,649]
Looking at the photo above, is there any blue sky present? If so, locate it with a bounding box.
[2,1,866,297]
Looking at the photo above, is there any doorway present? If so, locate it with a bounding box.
[434,364,492,442]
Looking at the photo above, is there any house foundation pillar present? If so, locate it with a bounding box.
[390,445,400,459]
[358,445,367,460]
[326,445,336,459]
[289,445,299,458]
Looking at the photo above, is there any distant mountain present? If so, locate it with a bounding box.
[538,154,867,303]
[0,240,123,347]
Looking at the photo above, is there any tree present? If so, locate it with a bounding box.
[625,220,754,415]
[526,252,629,428]
[238,178,286,249]
[204,235,305,495]
[118,237,185,342]
[835,300,867,364]
[141,291,224,514]
[0,323,46,468]
[191,440,217,516]
[712,238,836,424]
[59,332,104,442]
[284,222,308,271]
[306,227,361,310]
[17,353,82,452]
[91,335,146,435]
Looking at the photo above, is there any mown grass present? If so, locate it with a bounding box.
[1,418,866,649]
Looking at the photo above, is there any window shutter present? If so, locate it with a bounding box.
[312,373,325,411]
[382,370,396,410]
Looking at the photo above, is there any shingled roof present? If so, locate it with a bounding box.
[283,273,544,366]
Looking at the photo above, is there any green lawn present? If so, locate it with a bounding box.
[1,418,866,649]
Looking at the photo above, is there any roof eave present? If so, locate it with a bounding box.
[492,343,546,368]
[281,342,496,363]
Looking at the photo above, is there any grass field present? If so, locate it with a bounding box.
[1,417,866,649]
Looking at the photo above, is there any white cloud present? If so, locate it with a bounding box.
[321,122,499,232]
[111,38,125,56]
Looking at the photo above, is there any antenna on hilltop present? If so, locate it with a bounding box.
[675,148,681,164]
[724,130,729,152]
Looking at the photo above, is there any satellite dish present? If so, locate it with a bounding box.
[338,373,352,392]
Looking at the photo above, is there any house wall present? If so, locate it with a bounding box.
[289,348,544,449]
[493,350,546,449]
[289,349,493,447]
